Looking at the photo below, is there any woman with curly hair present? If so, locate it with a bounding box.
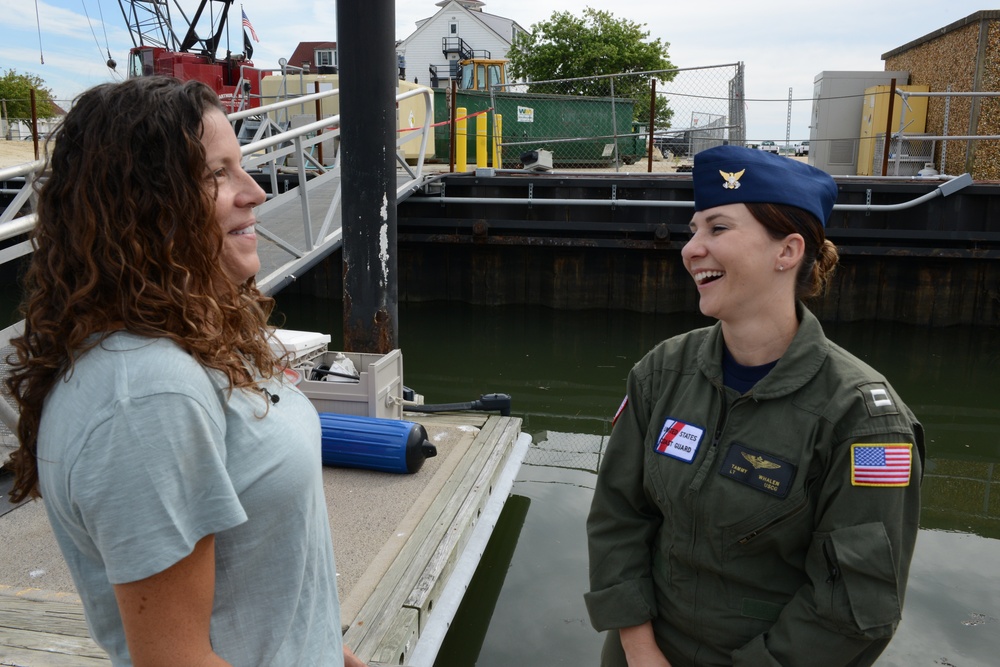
[6,77,361,667]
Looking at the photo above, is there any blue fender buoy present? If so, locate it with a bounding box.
[319,413,438,474]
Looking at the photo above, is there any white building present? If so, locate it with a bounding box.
[397,0,526,88]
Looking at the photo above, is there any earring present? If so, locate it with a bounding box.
[778,265,784,271]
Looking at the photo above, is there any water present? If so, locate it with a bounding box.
[275,295,1000,665]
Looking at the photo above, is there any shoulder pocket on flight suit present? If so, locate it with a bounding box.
[821,522,901,636]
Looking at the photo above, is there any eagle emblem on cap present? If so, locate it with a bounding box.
[742,452,781,469]
[720,169,745,190]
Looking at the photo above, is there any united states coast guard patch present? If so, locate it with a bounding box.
[654,418,704,463]
[851,443,912,487]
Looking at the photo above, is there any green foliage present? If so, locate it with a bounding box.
[507,7,675,127]
[0,69,57,119]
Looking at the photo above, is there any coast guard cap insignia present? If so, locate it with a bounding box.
[720,169,745,190]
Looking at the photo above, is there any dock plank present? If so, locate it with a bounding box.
[345,416,505,652]
[367,607,419,666]
[404,416,520,629]
[345,416,518,663]
[0,596,108,667]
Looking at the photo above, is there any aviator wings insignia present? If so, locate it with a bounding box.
[741,452,781,469]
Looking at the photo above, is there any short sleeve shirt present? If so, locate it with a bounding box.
[37,334,343,666]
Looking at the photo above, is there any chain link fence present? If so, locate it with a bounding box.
[428,63,745,171]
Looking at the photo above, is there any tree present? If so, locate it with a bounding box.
[506,8,675,129]
[0,69,57,120]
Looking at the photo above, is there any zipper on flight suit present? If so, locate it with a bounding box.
[736,493,809,545]
[687,385,733,494]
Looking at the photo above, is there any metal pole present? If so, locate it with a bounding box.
[647,78,656,173]
[314,80,324,166]
[785,87,792,152]
[941,84,952,173]
[337,0,398,353]
[880,79,896,177]
[609,77,619,171]
[449,79,457,173]
[29,89,39,160]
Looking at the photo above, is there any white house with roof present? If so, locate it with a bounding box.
[397,0,526,88]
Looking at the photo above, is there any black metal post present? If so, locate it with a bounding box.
[337,0,398,353]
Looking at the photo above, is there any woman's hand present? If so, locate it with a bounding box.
[620,622,673,667]
[343,644,367,667]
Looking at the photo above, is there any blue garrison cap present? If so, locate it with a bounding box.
[692,146,838,226]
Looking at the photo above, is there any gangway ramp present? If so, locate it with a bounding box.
[230,84,437,295]
[252,167,437,296]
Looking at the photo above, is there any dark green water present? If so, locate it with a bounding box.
[286,296,1000,665]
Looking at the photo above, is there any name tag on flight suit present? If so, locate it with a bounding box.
[718,443,796,498]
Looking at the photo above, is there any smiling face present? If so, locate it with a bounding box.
[200,108,267,284]
[682,203,793,324]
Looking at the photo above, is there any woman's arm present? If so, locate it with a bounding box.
[113,534,232,667]
[620,622,673,667]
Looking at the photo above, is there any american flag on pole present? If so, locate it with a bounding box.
[851,443,912,487]
[242,8,259,43]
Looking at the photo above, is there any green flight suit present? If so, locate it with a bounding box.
[585,304,924,666]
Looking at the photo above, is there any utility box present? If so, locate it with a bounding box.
[809,70,910,175]
[857,84,929,175]
[295,350,404,420]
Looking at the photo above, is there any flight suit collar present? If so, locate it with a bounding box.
[696,302,830,400]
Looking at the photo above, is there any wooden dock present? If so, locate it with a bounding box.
[0,412,525,667]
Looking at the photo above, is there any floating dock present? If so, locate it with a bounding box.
[0,412,528,666]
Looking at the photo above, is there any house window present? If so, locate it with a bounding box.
[315,49,337,68]
[449,21,458,35]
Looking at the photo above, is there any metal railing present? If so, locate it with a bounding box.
[0,85,434,444]
[0,86,434,287]
[893,87,1000,178]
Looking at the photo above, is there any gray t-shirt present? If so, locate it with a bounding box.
[37,333,344,666]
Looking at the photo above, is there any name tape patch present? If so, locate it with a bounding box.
[718,443,796,498]
[654,418,704,463]
[851,443,912,487]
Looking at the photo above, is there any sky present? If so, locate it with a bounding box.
[1,0,991,142]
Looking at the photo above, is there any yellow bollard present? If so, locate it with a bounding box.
[456,107,467,172]
[492,113,503,169]
[476,112,488,169]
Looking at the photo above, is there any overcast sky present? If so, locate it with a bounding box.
[1,0,989,141]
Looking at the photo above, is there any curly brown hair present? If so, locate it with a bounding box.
[5,77,279,502]
[745,202,839,299]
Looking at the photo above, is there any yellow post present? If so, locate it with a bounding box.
[476,112,488,169]
[492,113,503,169]
[456,107,467,172]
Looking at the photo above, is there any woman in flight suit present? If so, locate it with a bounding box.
[585,145,923,667]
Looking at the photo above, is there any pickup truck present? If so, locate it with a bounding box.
[795,141,810,156]
[759,141,779,154]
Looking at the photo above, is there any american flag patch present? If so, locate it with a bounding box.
[612,396,628,427]
[851,443,913,487]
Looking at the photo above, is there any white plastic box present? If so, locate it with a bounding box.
[295,349,404,420]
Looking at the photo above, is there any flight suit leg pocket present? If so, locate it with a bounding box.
[823,522,901,636]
